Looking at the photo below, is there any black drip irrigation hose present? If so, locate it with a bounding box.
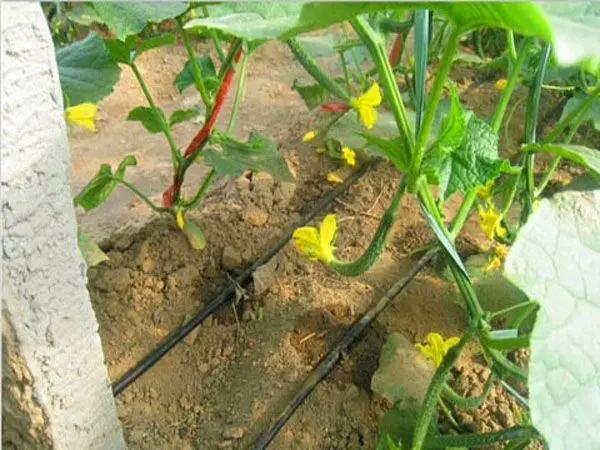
[111,160,376,396]
[251,248,439,449]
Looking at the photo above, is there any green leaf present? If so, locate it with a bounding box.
[541,3,600,74]
[291,80,330,111]
[104,36,137,64]
[560,93,600,132]
[359,133,410,172]
[424,112,507,201]
[522,143,600,179]
[182,220,206,250]
[174,55,218,94]
[73,164,117,212]
[93,2,188,41]
[134,33,177,60]
[56,33,120,105]
[505,188,600,450]
[126,106,166,134]
[169,107,202,127]
[204,132,294,182]
[65,4,104,26]
[115,155,137,180]
[77,230,109,267]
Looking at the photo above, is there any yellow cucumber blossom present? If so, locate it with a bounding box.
[302,130,317,142]
[350,82,382,129]
[485,244,509,272]
[495,78,508,90]
[476,180,495,200]
[341,146,356,167]
[292,214,336,263]
[65,102,98,132]
[327,172,343,184]
[415,332,460,368]
[478,205,506,240]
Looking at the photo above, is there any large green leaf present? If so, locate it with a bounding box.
[204,132,294,182]
[93,2,188,41]
[105,33,176,65]
[505,188,600,450]
[359,133,410,173]
[174,55,219,95]
[185,3,551,43]
[560,93,600,132]
[56,33,120,105]
[541,3,600,74]
[65,4,104,27]
[522,143,600,179]
[126,106,166,134]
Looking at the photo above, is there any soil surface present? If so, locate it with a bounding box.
[70,35,555,449]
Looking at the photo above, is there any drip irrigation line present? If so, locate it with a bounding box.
[251,247,439,449]
[111,160,376,396]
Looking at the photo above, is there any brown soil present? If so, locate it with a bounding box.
[69,36,557,449]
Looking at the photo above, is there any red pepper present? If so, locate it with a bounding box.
[162,181,180,208]
[319,101,351,113]
[389,34,403,67]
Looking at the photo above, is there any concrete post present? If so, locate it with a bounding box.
[1,3,126,449]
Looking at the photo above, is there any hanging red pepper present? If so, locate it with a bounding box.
[388,33,404,67]
[319,100,351,113]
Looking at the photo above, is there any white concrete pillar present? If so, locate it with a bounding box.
[1,3,126,449]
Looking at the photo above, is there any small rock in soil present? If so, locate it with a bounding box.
[273,182,296,209]
[184,326,201,346]
[242,206,269,227]
[222,245,243,270]
[252,257,278,296]
[222,427,246,440]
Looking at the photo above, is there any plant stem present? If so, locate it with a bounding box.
[442,375,495,409]
[506,30,517,63]
[449,188,477,239]
[414,9,429,136]
[340,51,352,95]
[226,49,248,134]
[287,38,350,102]
[423,426,538,449]
[437,398,462,432]
[409,27,460,192]
[351,16,415,156]
[329,177,407,277]
[201,5,225,63]
[130,62,181,167]
[182,168,216,209]
[522,43,551,224]
[489,300,538,320]
[411,323,476,450]
[117,179,168,213]
[177,16,211,110]
[491,38,533,133]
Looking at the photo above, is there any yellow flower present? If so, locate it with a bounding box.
[176,208,185,230]
[495,78,508,90]
[415,332,460,367]
[302,130,317,142]
[478,205,506,240]
[476,180,495,200]
[292,214,336,263]
[485,256,502,272]
[350,82,382,129]
[65,102,98,132]
[341,146,356,167]
[532,199,540,212]
[327,172,343,184]
[494,244,509,260]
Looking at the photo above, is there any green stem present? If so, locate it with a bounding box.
[130,62,181,167]
[437,398,462,432]
[491,38,533,133]
[522,44,551,224]
[507,30,517,63]
[351,16,415,156]
[328,177,407,277]
[414,9,429,136]
[201,5,225,63]
[489,300,537,320]
[182,168,216,209]
[473,30,485,60]
[508,302,538,330]
[287,38,350,102]
[340,51,352,95]
[226,49,248,134]
[449,188,477,239]
[500,173,521,219]
[177,16,211,110]
[409,27,460,192]
[117,179,168,213]
[412,324,476,450]
[543,84,600,143]
[423,426,538,449]
[441,375,495,410]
